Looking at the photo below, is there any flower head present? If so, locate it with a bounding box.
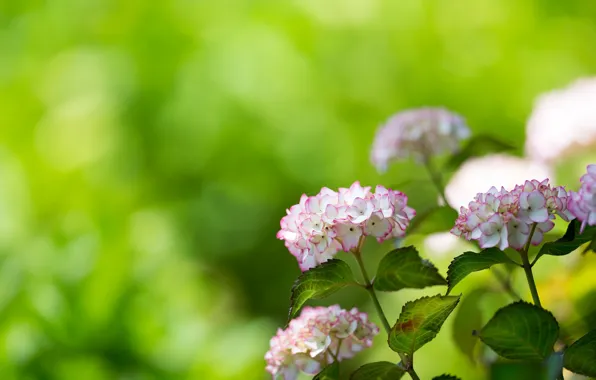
[265,305,379,380]
[278,182,415,271]
[444,154,553,209]
[526,78,596,163]
[371,107,470,172]
[451,179,573,250]
[568,164,596,232]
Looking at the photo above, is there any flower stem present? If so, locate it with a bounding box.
[520,223,542,307]
[423,157,449,205]
[352,251,421,380]
[353,251,391,333]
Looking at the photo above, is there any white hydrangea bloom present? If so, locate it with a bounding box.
[525,77,596,163]
[445,154,553,209]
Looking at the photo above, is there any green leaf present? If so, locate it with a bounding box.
[374,246,447,292]
[288,259,355,321]
[432,375,461,380]
[490,362,545,380]
[314,362,340,380]
[407,206,459,235]
[478,301,559,360]
[538,219,596,258]
[452,287,488,362]
[446,248,515,294]
[563,329,596,377]
[350,362,405,380]
[388,294,460,356]
[446,134,516,170]
[583,228,596,254]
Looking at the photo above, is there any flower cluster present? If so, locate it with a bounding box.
[451,179,574,250]
[569,165,596,232]
[265,305,379,380]
[525,78,596,163]
[371,107,470,172]
[277,182,416,271]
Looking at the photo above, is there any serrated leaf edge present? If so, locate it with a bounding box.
[287,259,353,323]
[479,301,559,360]
[446,249,513,295]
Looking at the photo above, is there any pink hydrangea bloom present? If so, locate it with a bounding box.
[265,305,379,380]
[278,182,416,271]
[371,107,470,172]
[451,179,574,250]
[568,164,596,232]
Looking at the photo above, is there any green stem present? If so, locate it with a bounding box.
[422,157,448,205]
[352,251,421,380]
[353,252,391,333]
[520,223,542,307]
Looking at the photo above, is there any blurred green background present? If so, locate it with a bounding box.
[2,0,596,379]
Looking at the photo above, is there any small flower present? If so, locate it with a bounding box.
[519,191,549,223]
[506,217,530,250]
[364,211,393,241]
[278,182,415,271]
[347,198,374,224]
[451,179,574,250]
[568,164,596,232]
[371,107,470,172]
[265,306,379,380]
[478,214,508,250]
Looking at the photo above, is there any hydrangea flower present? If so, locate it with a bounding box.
[525,78,596,163]
[444,154,553,209]
[277,182,416,271]
[265,305,379,380]
[371,107,470,172]
[568,164,596,232]
[451,179,574,250]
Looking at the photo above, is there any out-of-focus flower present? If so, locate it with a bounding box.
[444,154,553,210]
[451,179,573,250]
[371,107,470,172]
[526,78,596,163]
[277,182,415,271]
[265,305,378,380]
[568,164,596,232]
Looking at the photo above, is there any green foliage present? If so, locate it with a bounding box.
[374,247,447,292]
[407,206,459,235]
[388,295,460,356]
[432,375,461,380]
[452,288,488,362]
[288,259,355,320]
[391,180,440,214]
[489,362,546,380]
[314,362,340,380]
[478,302,559,360]
[350,362,405,380]
[446,248,515,294]
[563,329,596,377]
[446,135,516,170]
[538,219,596,258]
[3,0,596,378]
